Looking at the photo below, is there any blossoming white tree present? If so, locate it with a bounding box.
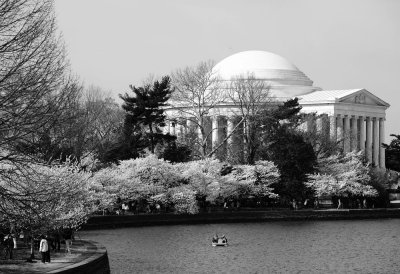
[92,155,180,205]
[221,160,280,201]
[176,158,225,204]
[90,155,281,214]
[0,162,110,259]
[306,151,378,198]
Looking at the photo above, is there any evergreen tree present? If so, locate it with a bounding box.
[266,129,316,200]
[120,76,175,154]
[382,134,400,172]
[257,98,317,201]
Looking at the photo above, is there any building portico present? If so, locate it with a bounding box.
[299,88,389,168]
[166,51,390,168]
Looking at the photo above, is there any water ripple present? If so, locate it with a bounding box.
[82,219,400,273]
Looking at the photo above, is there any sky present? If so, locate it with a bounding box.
[54,0,400,142]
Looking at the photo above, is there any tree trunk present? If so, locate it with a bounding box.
[149,124,155,153]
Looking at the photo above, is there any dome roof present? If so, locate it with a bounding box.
[213,50,299,76]
[213,50,320,98]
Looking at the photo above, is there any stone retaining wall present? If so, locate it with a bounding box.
[83,208,400,230]
[49,240,110,274]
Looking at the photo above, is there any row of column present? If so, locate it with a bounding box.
[166,116,235,149]
[326,114,385,168]
[166,114,386,168]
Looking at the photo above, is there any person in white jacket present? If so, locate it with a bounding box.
[39,235,50,263]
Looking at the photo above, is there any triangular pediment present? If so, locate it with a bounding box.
[339,89,390,107]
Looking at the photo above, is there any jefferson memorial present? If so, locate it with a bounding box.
[166,50,389,168]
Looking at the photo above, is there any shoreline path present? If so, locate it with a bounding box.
[0,240,106,274]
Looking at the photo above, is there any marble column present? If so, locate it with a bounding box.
[164,121,171,135]
[186,119,194,135]
[350,116,358,151]
[373,117,379,166]
[343,115,350,153]
[177,122,184,140]
[307,116,315,133]
[226,117,234,147]
[212,116,219,150]
[170,122,176,136]
[359,116,365,152]
[243,119,249,160]
[204,117,213,153]
[365,117,372,162]
[316,117,323,133]
[336,115,343,149]
[320,114,329,140]
[197,122,203,142]
[379,118,385,168]
[194,120,205,144]
[329,115,337,142]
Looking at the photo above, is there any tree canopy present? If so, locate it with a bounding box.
[382,134,400,172]
[0,0,78,168]
[119,76,175,155]
[306,151,377,198]
[171,61,223,157]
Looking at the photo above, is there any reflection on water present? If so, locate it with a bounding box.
[81,219,400,273]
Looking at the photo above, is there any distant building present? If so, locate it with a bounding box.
[166,51,389,168]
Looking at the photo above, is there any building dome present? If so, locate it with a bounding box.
[213,50,320,98]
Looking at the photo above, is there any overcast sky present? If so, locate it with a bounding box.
[54,0,400,141]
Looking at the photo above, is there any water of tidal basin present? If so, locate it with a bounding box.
[81,219,400,273]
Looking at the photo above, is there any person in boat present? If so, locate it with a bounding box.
[212,234,219,243]
[221,235,227,244]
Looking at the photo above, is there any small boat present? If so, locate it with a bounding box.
[212,239,228,247]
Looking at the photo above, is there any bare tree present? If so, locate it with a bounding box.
[0,0,75,167]
[227,74,275,164]
[0,0,87,227]
[29,85,125,166]
[171,60,225,158]
[298,113,341,159]
[80,86,124,162]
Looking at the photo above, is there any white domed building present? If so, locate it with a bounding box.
[212,50,320,98]
[166,50,389,168]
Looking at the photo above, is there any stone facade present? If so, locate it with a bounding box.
[299,89,389,168]
[165,51,390,168]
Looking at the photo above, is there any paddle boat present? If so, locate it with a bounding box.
[212,235,228,247]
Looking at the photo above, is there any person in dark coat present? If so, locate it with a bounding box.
[4,234,14,259]
[63,229,73,253]
[212,234,219,243]
[51,230,61,252]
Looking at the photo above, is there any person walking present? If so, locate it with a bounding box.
[51,230,61,252]
[221,235,228,244]
[292,199,298,210]
[4,234,14,259]
[337,198,343,209]
[63,228,73,254]
[212,233,219,243]
[39,235,50,263]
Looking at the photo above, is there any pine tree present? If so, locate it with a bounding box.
[382,134,400,172]
[120,76,174,154]
[257,98,317,201]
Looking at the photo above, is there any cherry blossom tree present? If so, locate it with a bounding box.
[221,160,280,201]
[0,162,110,258]
[306,151,378,198]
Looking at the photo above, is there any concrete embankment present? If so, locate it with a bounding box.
[48,240,110,274]
[83,208,400,229]
[0,240,110,274]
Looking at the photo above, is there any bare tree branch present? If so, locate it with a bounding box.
[170,60,226,157]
